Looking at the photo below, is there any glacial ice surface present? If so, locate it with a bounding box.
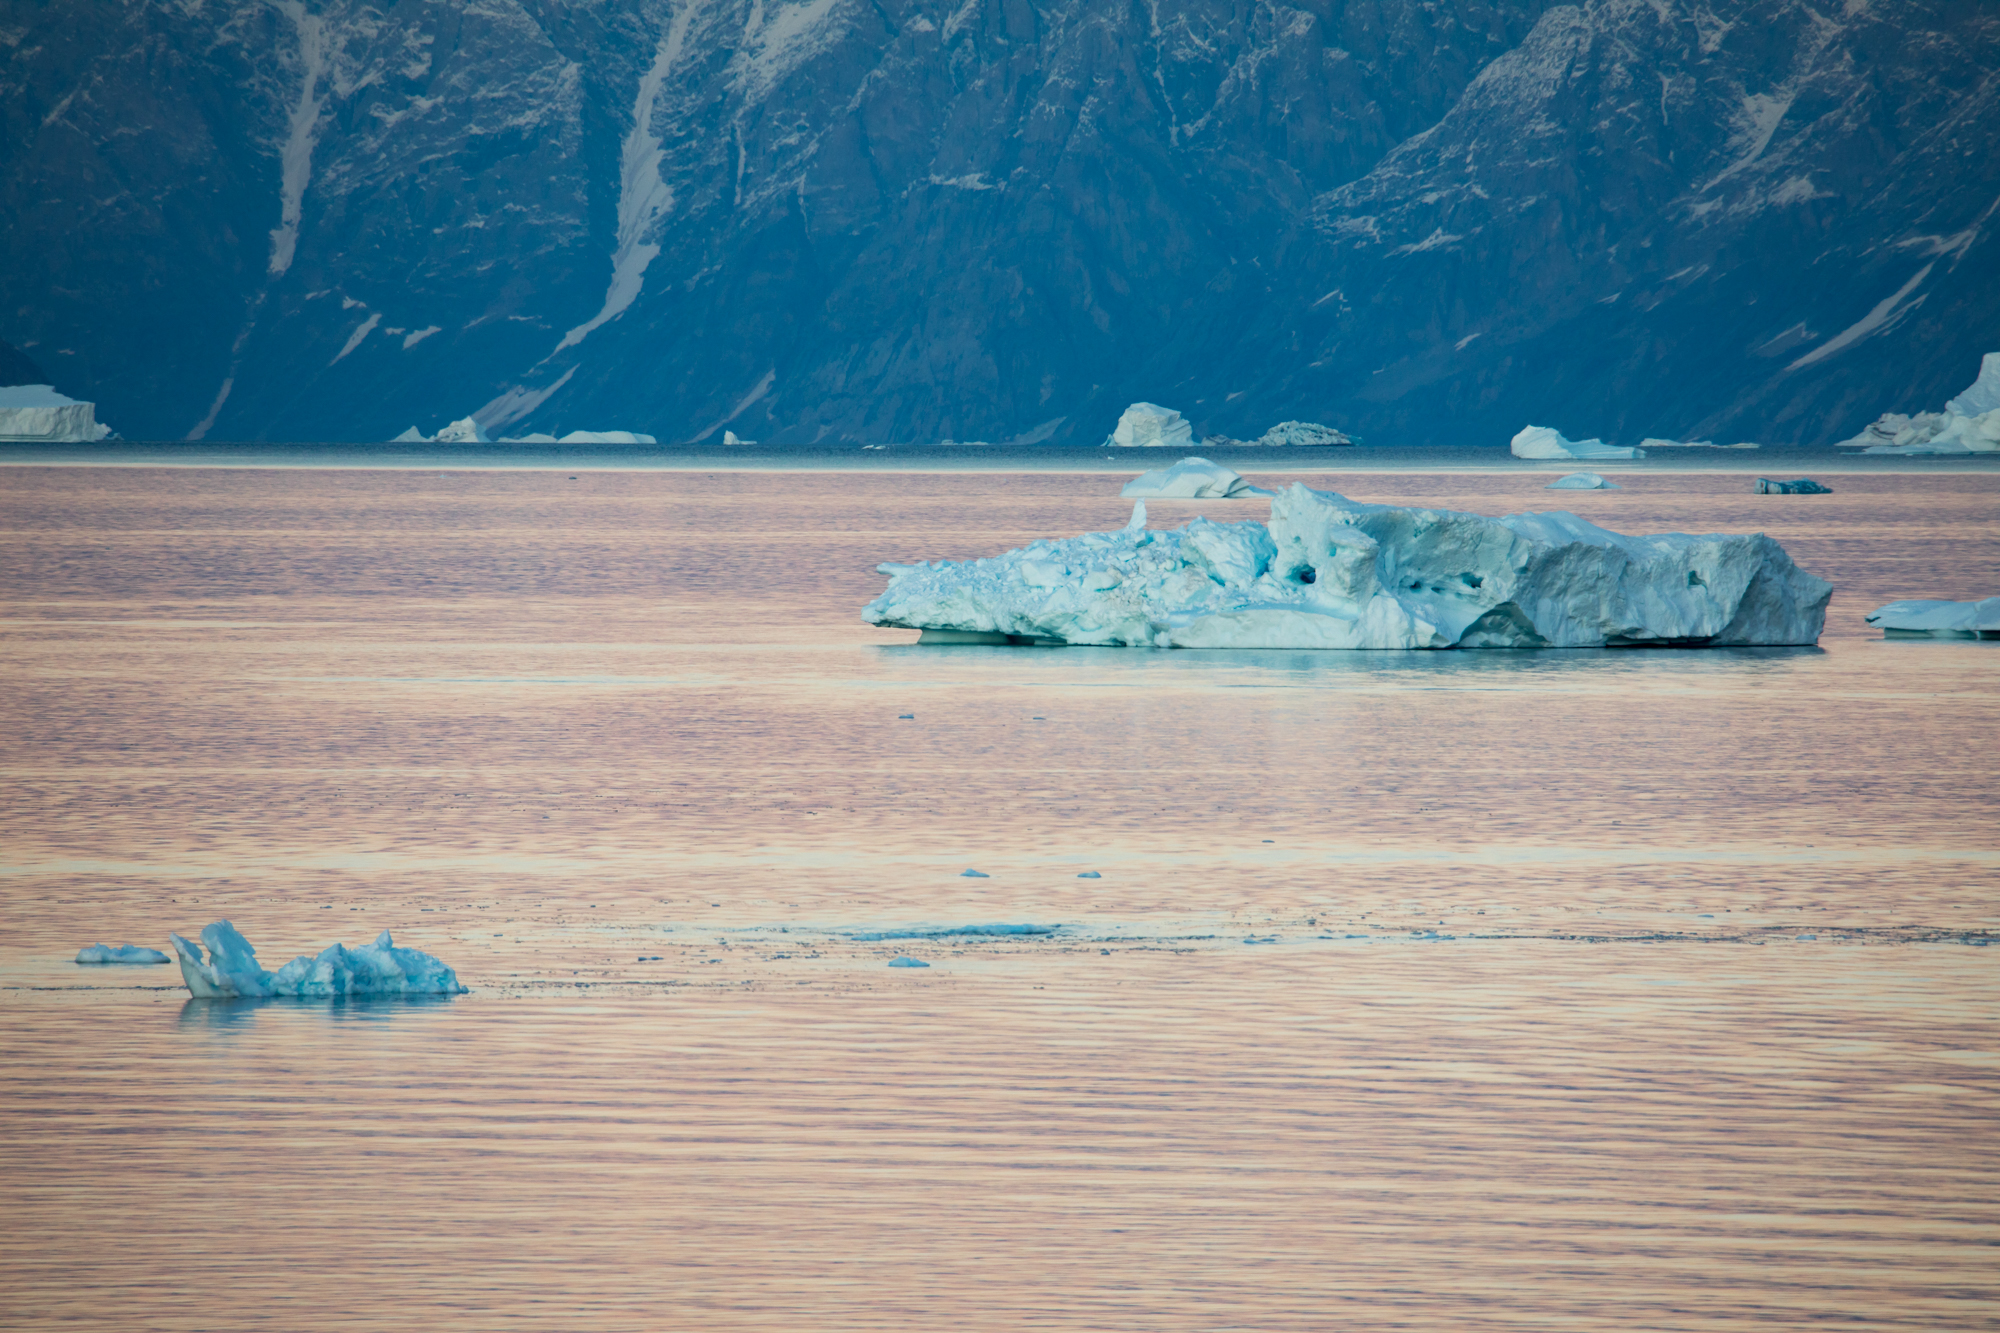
[76,943,170,964]
[169,920,466,998]
[1121,457,1272,499]
[864,484,1831,649]
[1511,425,1645,460]
[1547,472,1616,489]
[0,385,113,441]
[1865,597,2000,638]
[1105,402,1195,449]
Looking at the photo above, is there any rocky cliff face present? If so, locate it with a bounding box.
[2,0,1994,444]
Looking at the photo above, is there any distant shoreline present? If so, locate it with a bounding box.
[1,441,1993,473]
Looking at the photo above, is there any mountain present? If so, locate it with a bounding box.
[2,0,1994,444]
[0,337,43,387]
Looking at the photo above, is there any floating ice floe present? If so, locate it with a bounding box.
[1105,402,1196,449]
[851,923,1058,941]
[556,430,657,444]
[169,919,466,998]
[0,385,114,441]
[1257,421,1353,447]
[1639,438,1759,450]
[76,943,169,965]
[1511,425,1645,460]
[1546,472,1617,490]
[864,484,1831,648]
[1838,354,2000,454]
[433,417,490,443]
[1757,477,1831,494]
[1865,597,2000,638]
[887,956,930,968]
[1120,457,1273,499]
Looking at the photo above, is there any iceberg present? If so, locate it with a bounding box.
[76,943,170,964]
[169,919,466,998]
[499,432,558,443]
[1639,437,1759,450]
[1865,597,2000,639]
[1120,457,1273,499]
[1756,477,1832,494]
[433,416,490,443]
[1838,354,2000,454]
[1546,472,1617,490]
[556,429,657,444]
[1105,402,1196,449]
[1257,421,1354,447]
[390,426,430,442]
[0,385,114,441]
[863,485,1831,649]
[722,430,757,445]
[887,956,930,968]
[1511,425,1645,460]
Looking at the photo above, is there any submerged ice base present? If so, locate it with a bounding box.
[170,920,466,998]
[865,485,1831,649]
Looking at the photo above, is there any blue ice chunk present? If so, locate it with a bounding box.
[170,919,465,998]
[1077,871,1101,878]
[76,943,170,965]
[851,923,1057,941]
[887,956,930,968]
[960,869,990,878]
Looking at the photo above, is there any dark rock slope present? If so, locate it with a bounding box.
[2,0,1994,443]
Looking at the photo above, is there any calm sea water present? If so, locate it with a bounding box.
[2,466,1996,1330]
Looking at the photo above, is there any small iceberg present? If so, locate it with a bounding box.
[886,956,930,968]
[1639,438,1759,450]
[1121,457,1273,499]
[434,417,490,443]
[1105,402,1195,449]
[556,430,657,444]
[1257,421,1353,447]
[1838,354,2000,454]
[1865,597,2000,638]
[0,385,114,442]
[1511,425,1645,460]
[1756,477,1831,494]
[76,943,169,965]
[1546,472,1617,490]
[169,920,466,998]
[722,430,757,445]
[498,432,558,443]
[960,868,990,877]
[390,426,430,442]
[865,484,1831,648]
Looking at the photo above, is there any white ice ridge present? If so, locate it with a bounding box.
[1105,402,1195,448]
[1511,425,1645,460]
[1120,457,1273,499]
[0,385,113,441]
[170,920,466,998]
[76,943,169,964]
[1839,353,2000,454]
[1864,597,2000,638]
[1546,472,1616,489]
[863,484,1831,649]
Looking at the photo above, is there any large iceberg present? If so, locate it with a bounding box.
[434,416,490,443]
[864,485,1831,648]
[1512,425,1645,460]
[1865,597,1999,638]
[0,385,114,441]
[170,919,466,998]
[1838,354,2000,454]
[1120,457,1272,499]
[1105,402,1196,449]
[1257,421,1353,447]
[76,943,170,964]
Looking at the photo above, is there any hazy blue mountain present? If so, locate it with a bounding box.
[2,0,1994,444]
[0,338,43,387]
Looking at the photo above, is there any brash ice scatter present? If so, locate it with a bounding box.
[865,485,1831,649]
